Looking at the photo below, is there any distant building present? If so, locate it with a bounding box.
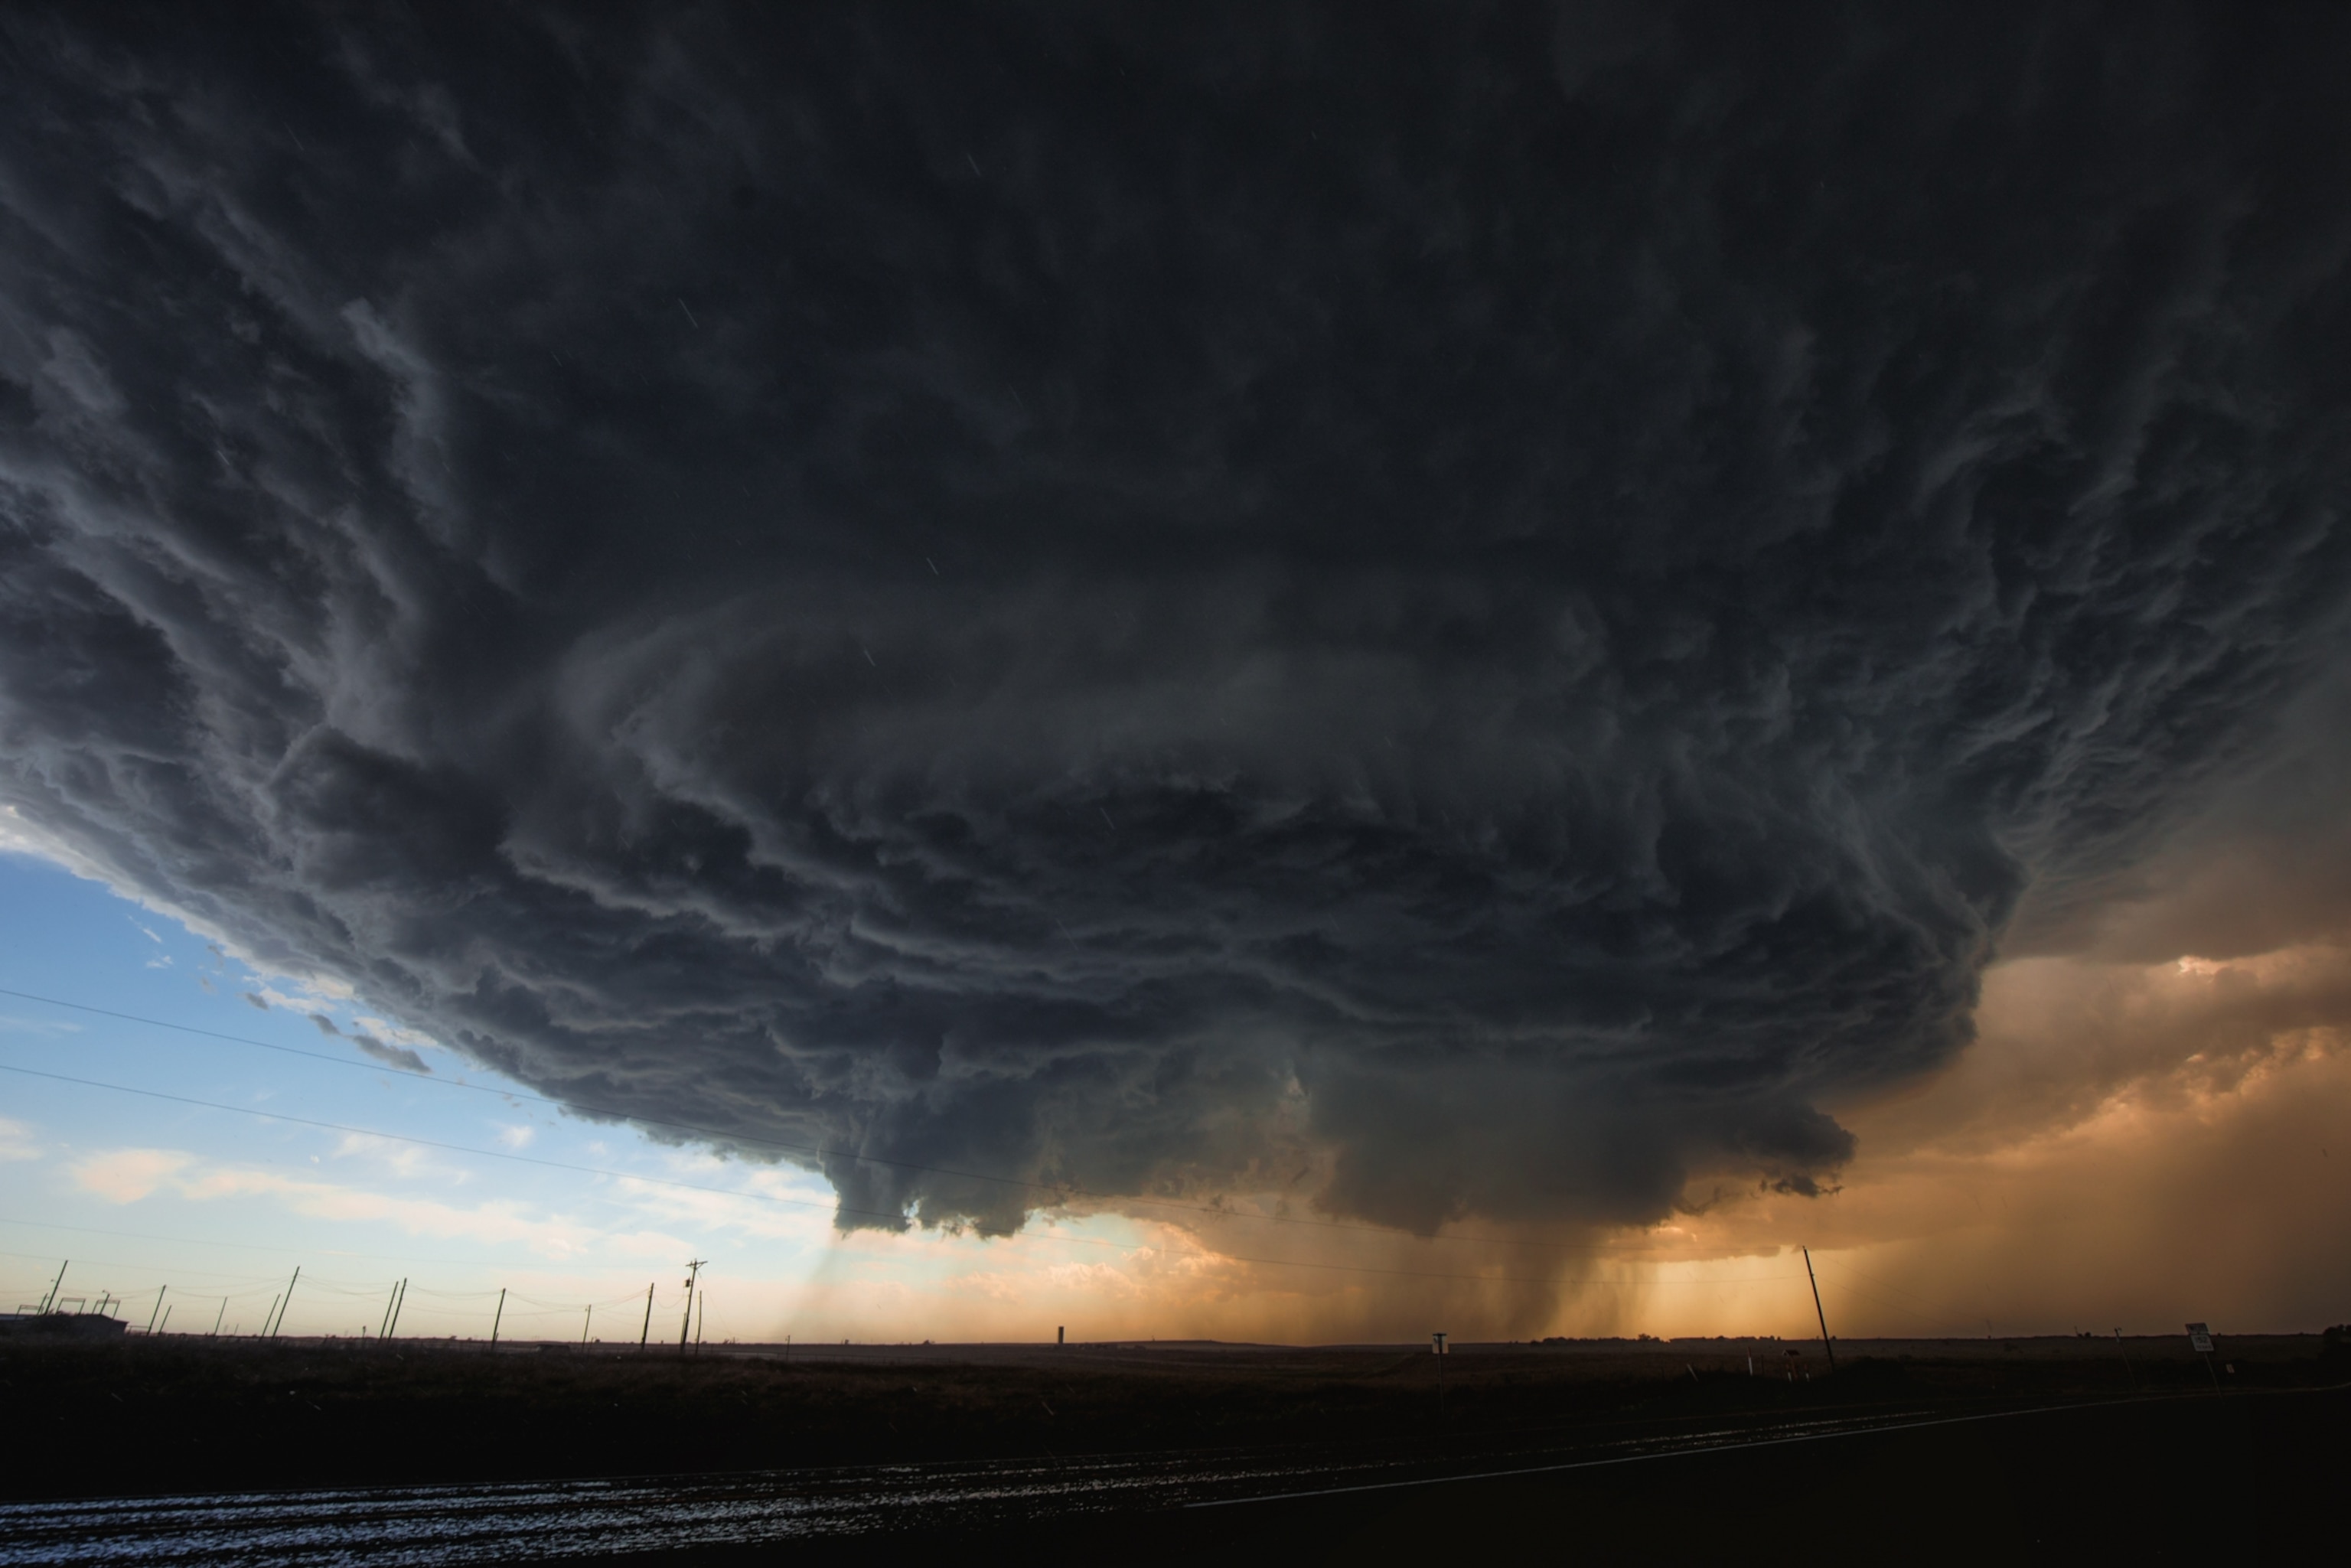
[0,1312,129,1341]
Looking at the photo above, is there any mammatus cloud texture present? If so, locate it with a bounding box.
[3,5,2348,1237]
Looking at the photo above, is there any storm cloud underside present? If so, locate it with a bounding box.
[3,5,2348,1236]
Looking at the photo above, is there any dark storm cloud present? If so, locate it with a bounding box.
[3,4,2349,1234]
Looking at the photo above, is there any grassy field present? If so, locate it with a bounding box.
[4,1330,2336,1502]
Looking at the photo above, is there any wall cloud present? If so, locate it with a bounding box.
[3,4,2348,1237]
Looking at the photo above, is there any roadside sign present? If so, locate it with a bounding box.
[2186,1322,2213,1353]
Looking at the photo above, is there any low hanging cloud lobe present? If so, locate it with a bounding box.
[3,4,2349,1236]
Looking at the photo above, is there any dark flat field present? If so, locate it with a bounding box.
[2,1331,2321,1498]
[2,1334,2342,1563]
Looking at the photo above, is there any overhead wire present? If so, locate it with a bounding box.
[0,984,1658,1254]
[0,1214,745,1276]
[0,1061,1801,1292]
[1811,1269,1974,1337]
[1810,1256,1988,1338]
[1814,1253,1948,1310]
[0,1257,675,1333]
[0,1246,299,1289]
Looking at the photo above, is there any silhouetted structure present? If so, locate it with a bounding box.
[0,1312,129,1341]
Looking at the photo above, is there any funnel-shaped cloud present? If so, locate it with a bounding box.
[2,5,2348,1235]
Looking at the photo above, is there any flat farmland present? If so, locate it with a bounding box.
[4,1334,2344,1563]
[2,1331,2330,1499]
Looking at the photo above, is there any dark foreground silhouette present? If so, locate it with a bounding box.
[5,1334,2342,1563]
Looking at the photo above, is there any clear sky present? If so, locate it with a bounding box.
[3,7,2349,1348]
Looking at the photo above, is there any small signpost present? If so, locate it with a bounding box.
[2186,1322,2220,1390]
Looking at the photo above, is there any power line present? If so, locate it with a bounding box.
[0,1062,1798,1293]
[0,1247,289,1287]
[1808,1257,1980,1338]
[0,984,1641,1253]
[0,1250,671,1328]
[0,1216,715,1276]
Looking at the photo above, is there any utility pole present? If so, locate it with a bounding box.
[211,1299,226,1336]
[1802,1248,1836,1373]
[639,1283,654,1348]
[583,1304,594,1345]
[269,1267,301,1340]
[2114,1328,2137,1392]
[158,1306,171,1335]
[146,1286,168,1334]
[679,1260,706,1351]
[40,1260,67,1314]
[695,1292,706,1353]
[386,1280,407,1340]
[490,1288,507,1347]
[262,1295,279,1337]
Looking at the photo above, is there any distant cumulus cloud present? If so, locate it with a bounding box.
[348,1034,431,1074]
[309,1009,430,1073]
[0,1116,40,1162]
[2,5,2349,1237]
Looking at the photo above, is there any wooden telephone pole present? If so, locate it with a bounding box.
[379,1280,406,1341]
[1802,1248,1836,1373]
[680,1260,706,1351]
[267,1267,300,1340]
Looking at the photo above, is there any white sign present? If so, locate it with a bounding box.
[2186,1322,2213,1354]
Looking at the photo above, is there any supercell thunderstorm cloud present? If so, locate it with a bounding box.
[2,5,2348,1240]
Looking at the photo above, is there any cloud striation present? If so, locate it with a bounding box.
[2,4,2349,1236]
